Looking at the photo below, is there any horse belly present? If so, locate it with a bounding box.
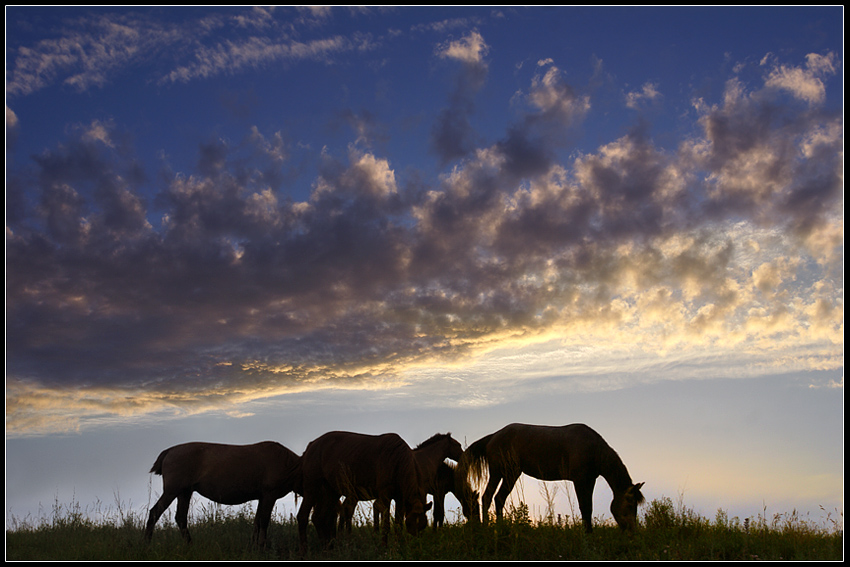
[524,465,573,482]
[195,482,262,505]
[195,464,266,505]
[519,452,574,482]
[317,450,372,486]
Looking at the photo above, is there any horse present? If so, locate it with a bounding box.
[338,433,479,531]
[432,460,480,528]
[459,423,644,533]
[144,441,301,546]
[297,431,432,552]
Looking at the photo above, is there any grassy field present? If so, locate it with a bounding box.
[6,495,843,561]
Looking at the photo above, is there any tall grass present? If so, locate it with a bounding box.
[6,494,843,561]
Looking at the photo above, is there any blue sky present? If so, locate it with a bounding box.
[5,7,843,530]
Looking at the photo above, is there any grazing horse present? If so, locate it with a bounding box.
[338,433,479,531]
[297,431,432,552]
[145,441,301,546]
[432,460,480,528]
[459,423,644,533]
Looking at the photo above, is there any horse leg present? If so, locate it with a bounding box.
[175,491,193,543]
[254,496,275,547]
[493,470,520,522]
[480,473,502,524]
[387,498,406,530]
[296,494,314,554]
[144,491,177,542]
[375,496,392,545]
[338,498,355,534]
[371,502,382,533]
[574,477,596,534]
[312,488,338,549]
[433,491,445,529]
[341,499,349,534]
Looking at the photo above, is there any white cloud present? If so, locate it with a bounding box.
[625,82,661,109]
[763,52,837,104]
[437,30,489,66]
[6,105,19,129]
[165,35,351,83]
[7,14,182,97]
[527,64,591,123]
[82,119,115,148]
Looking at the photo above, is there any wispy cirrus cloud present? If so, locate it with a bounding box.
[6,13,184,97]
[5,8,374,96]
[162,35,362,84]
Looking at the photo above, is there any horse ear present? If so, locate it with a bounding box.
[635,482,645,490]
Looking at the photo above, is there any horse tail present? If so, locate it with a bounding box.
[149,448,170,475]
[458,433,494,486]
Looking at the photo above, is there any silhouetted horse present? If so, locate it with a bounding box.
[432,460,480,528]
[338,433,479,531]
[297,431,431,552]
[145,441,301,546]
[459,423,644,532]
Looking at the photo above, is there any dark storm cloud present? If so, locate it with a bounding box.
[6,49,842,434]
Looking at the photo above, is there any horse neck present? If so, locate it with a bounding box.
[414,438,451,463]
[598,446,634,495]
[413,441,451,483]
[400,453,427,502]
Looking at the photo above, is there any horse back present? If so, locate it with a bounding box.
[153,441,300,502]
[302,431,418,498]
[490,423,610,480]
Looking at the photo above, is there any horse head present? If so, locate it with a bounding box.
[445,435,464,462]
[452,464,481,523]
[404,498,433,535]
[417,433,464,462]
[610,481,645,531]
[461,488,481,523]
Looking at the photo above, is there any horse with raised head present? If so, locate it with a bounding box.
[145,441,301,546]
[297,431,432,552]
[338,433,478,531]
[459,423,644,533]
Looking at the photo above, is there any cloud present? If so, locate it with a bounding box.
[6,51,843,435]
[437,30,489,66]
[6,105,19,130]
[526,63,591,122]
[313,147,399,200]
[163,35,359,84]
[4,9,372,96]
[430,30,492,165]
[762,52,837,104]
[625,82,662,109]
[6,13,184,97]
[6,105,19,150]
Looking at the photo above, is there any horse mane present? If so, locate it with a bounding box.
[388,437,428,504]
[415,432,453,450]
[598,443,636,495]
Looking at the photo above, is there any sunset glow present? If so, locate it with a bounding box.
[6,7,842,528]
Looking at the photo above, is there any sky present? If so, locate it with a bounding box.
[5,6,844,532]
